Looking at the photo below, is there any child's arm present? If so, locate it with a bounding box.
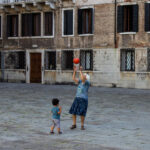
[73,66,79,84]
[58,106,62,115]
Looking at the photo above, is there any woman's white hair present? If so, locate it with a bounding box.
[84,73,90,81]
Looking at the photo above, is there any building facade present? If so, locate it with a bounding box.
[0,0,150,89]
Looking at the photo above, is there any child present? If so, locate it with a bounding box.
[50,98,62,134]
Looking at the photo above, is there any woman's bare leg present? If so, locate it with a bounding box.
[80,116,85,127]
[72,115,76,125]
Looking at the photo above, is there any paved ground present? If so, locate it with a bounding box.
[0,83,150,150]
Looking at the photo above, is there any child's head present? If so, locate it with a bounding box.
[52,98,59,106]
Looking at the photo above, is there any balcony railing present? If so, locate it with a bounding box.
[0,0,54,4]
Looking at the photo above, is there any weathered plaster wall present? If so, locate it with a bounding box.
[3,70,26,83]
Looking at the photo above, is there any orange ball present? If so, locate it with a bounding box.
[73,58,80,64]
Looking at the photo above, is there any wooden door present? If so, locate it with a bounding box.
[30,53,41,83]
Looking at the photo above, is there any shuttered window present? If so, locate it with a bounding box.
[61,51,73,70]
[145,3,150,32]
[7,15,18,37]
[117,5,138,33]
[120,49,135,71]
[78,8,94,34]
[22,13,41,36]
[63,9,73,35]
[45,51,56,70]
[45,12,53,36]
[80,50,93,70]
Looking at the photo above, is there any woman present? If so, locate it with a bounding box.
[69,66,90,130]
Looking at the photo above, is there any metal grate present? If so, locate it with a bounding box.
[80,50,93,70]
[61,50,73,70]
[0,52,1,69]
[4,51,25,69]
[45,51,56,70]
[147,49,150,71]
[121,49,135,71]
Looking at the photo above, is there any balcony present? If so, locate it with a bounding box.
[0,0,55,4]
[0,0,58,10]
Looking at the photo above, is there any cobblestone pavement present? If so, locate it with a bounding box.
[0,83,150,150]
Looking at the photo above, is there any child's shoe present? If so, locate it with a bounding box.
[81,126,85,130]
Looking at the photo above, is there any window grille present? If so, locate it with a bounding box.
[4,51,26,69]
[80,50,93,70]
[0,52,1,69]
[45,51,56,70]
[147,49,150,71]
[0,16,1,38]
[121,49,135,71]
[61,51,73,70]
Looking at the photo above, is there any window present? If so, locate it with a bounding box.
[80,50,93,70]
[45,51,56,70]
[0,52,2,69]
[22,13,41,36]
[147,49,150,71]
[44,12,53,36]
[120,49,135,71]
[7,15,18,37]
[63,9,73,36]
[61,51,73,70]
[145,3,150,32]
[0,16,1,38]
[5,51,26,69]
[117,5,138,33]
[78,8,94,34]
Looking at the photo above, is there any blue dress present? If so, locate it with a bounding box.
[69,80,90,116]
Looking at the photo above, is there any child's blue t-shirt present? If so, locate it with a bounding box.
[51,107,60,120]
[76,80,90,100]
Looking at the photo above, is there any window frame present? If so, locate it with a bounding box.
[0,51,1,70]
[6,14,19,37]
[117,3,138,34]
[62,8,74,37]
[120,49,135,72]
[0,14,2,39]
[44,11,55,37]
[78,6,94,36]
[21,12,41,37]
[147,48,150,71]
[45,50,56,71]
[61,50,74,70]
[80,50,93,71]
[3,50,26,70]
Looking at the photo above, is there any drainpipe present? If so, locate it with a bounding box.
[114,0,117,48]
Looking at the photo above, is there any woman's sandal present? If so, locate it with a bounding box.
[50,131,54,134]
[58,131,62,134]
[70,125,76,130]
[81,126,85,130]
